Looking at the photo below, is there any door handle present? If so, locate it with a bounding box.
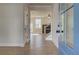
[56,30,64,33]
[56,30,60,33]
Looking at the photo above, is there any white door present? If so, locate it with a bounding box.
[60,4,74,48]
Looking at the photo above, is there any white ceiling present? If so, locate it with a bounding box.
[29,3,53,11]
[29,4,53,18]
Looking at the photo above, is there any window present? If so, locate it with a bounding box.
[35,16,41,28]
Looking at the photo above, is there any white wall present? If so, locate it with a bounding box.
[52,4,60,48]
[0,4,24,47]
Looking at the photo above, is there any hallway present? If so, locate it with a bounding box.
[0,3,78,55]
[0,34,58,55]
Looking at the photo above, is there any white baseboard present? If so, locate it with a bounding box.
[23,38,30,47]
[52,40,58,48]
[0,43,24,47]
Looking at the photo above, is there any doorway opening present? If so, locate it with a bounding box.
[30,4,53,42]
